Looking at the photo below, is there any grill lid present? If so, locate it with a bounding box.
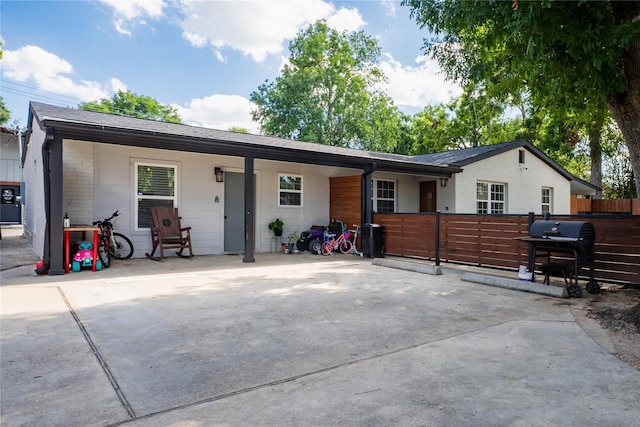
[529,220,596,241]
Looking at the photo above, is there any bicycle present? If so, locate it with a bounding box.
[321,221,353,255]
[93,210,134,268]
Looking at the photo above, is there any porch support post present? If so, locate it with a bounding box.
[527,211,535,273]
[243,155,255,263]
[435,210,441,266]
[48,132,65,275]
[361,163,377,225]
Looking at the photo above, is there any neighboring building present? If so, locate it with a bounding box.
[23,102,595,274]
[1,126,24,224]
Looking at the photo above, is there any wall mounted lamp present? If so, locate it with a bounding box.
[440,177,448,187]
[215,167,224,183]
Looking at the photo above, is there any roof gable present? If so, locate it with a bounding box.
[412,140,530,166]
[413,139,598,191]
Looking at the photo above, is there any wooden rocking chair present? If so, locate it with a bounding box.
[146,206,194,261]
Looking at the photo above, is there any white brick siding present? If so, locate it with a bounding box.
[454,149,571,214]
[62,140,94,225]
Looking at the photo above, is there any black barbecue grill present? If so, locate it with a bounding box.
[518,220,599,297]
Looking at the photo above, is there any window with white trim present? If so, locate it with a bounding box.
[541,187,552,215]
[135,162,177,229]
[278,174,302,206]
[374,179,396,213]
[476,182,506,214]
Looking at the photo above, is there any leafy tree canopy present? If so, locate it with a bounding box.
[228,126,249,134]
[79,90,182,123]
[250,20,402,150]
[403,0,640,199]
[0,97,10,125]
[409,82,530,154]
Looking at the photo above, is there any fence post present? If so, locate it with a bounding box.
[435,210,441,266]
[528,211,535,229]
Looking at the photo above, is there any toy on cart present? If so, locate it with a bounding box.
[296,220,344,254]
[72,241,102,272]
[296,226,327,254]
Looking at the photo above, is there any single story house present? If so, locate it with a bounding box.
[23,102,596,274]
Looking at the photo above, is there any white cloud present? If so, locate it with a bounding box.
[325,7,366,33]
[97,0,365,61]
[109,78,128,93]
[378,53,462,112]
[2,45,113,102]
[214,51,226,63]
[3,45,73,80]
[177,0,361,62]
[183,31,208,48]
[174,94,260,133]
[381,0,397,17]
[98,0,166,35]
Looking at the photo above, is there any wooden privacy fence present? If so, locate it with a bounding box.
[374,212,640,286]
[571,197,640,215]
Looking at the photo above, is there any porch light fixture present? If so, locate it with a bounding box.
[440,178,448,187]
[215,167,224,183]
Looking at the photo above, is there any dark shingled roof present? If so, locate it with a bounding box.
[412,139,599,193]
[27,102,460,177]
[412,140,530,166]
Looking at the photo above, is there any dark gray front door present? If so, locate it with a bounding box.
[224,173,244,252]
[224,172,256,253]
[1,185,21,223]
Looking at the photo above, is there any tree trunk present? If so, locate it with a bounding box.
[606,39,640,206]
[588,124,603,199]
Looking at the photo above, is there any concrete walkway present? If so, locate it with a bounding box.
[1,230,639,426]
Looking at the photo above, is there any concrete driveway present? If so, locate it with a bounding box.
[1,251,639,426]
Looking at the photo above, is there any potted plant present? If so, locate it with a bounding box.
[268,218,284,237]
[286,230,299,253]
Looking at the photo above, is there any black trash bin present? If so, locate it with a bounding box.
[362,223,385,258]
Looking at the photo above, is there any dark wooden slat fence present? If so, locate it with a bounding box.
[374,213,640,286]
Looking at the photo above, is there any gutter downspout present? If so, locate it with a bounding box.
[37,131,53,273]
[361,162,377,226]
[39,127,65,275]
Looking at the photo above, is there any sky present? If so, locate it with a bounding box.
[0,0,461,133]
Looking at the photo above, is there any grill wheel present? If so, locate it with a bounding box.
[568,284,583,298]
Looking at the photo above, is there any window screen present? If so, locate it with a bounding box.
[136,163,176,228]
[279,175,302,206]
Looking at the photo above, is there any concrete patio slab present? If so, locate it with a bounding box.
[1,286,129,425]
[2,254,639,426]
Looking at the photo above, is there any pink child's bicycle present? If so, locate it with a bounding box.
[321,220,353,255]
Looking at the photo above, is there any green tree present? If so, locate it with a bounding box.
[0,97,10,125]
[228,126,249,134]
[596,119,637,199]
[250,20,399,149]
[410,103,453,154]
[357,93,409,153]
[402,0,640,200]
[79,90,182,123]
[410,83,528,154]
